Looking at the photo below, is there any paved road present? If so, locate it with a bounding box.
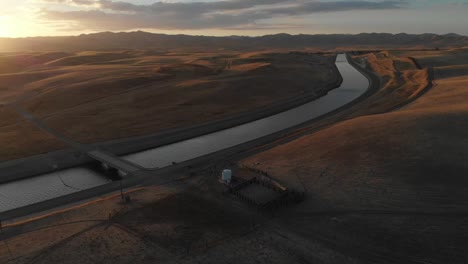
[10,104,141,175]
[10,104,88,152]
[0,53,377,222]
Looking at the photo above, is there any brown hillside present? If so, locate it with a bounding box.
[240,48,468,263]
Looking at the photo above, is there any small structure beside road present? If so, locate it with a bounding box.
[221,169,233,184]
[221,167,305,211]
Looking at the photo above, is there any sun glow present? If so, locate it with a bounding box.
[0,16,12,37]
[0,15,37,38]
[0,14,59,38]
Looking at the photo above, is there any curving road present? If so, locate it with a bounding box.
[0,54,370,217]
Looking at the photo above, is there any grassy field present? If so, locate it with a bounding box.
[0,107,65,160]
[0,179,361,264]
[0,50,337,160]
[238,47,468,263]
[3,48,468,264]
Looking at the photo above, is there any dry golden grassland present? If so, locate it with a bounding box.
[239,47,468,263]
[3,48,468,264]
[0,50,336,160]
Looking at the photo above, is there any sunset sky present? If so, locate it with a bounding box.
[0,0,467,38]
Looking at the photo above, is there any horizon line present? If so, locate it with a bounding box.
[0,30,466,40]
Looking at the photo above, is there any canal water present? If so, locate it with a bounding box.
[0,54,369,213]
[122,54,369,168]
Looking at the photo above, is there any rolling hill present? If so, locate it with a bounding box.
[0,32,467,52]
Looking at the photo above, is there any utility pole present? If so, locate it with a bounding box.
[120,179,124,200]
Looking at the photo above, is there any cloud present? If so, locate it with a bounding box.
[37,0,97,5]
[270,1,407,15]
[39,0,407,31]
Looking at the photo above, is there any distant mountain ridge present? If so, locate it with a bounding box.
[0,31,467,52]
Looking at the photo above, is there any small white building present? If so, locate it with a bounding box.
[221,169,233,184]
